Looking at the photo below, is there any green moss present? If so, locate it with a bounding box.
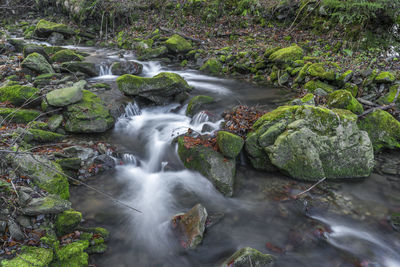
[343,83,359,97]
[200,58,222,75]
[378,84,400,105]
[165,34,192,53]
[21,52,54,74]
[60,62,98,77]
[294,62,312,83]
[253,105,299,130]
[0,108,40,123]
[30,121,48,130]
[358,109,400,151]
[33,73,61,87]
[91,83,110,89]
[43,46,64,55]
[51,49,84,63]
[301,93,314,103]
[25,129,65,143]
[56,209,82,236]
[52,240,89,267]
[375,71,395,83]
[5,75,19,81]
[1,246,53,267]
[337,70,354,86]
[137,46,168,60]
[307,63,337,81]
[35,19,75,37]
[186,95,214,116]
[0,85,39,106]
[327,90,364,114]
[269,45,304,64]
[217,131,244,158]
[304,80,335,93]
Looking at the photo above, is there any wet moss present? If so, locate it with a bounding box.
[52,240,89,267]
[186,95,214,116]
[51,49,84,63]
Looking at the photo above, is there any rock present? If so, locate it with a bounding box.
[48,114,64,131]
[247,105,374,180]
[34,19,75,38]
[56,209,82,236]
[307,62,338,81]
[200,58,222,75]
[165,34,192,53]
[217,131,244,158]
[47,32,65,45]
[0,108,40,123]
[8,220,24,240]
[0,246,53,267]
[46,80,85,107]
[18,190,32,206]
[390,212,400,231]
[53,240,89,267]
[7,38,25,53]
[186,95,214,116]
[56,158,82,170]
[314,88,328,96]
[94,154,116,170]
[19,128,65,143]
[30,121,49,130]
[64,90,114,133]
[172,204,207,249]
[63,146,95,161]
[343,83,359,97]
[337,70,354,86]
[304,80,335,93]
[33,73,62,87]
[111,61,143,75]
[177,136,235,196]
[23,44,50,61]
[291,93,315,106]
[51,49,84,63]
[221,247,275,267]
[117,72,192,104]
[61,62,98,77]
[22,194,71,215]
[378,84,400,105]
[91,83,111,90]
[269,45,304,64]
[0,221,6,233]
[9,154,69,199]
[0,85,39,107]
[16,215,31,228]
[327,90,364,114]
[357,109,400,151]
[137,46,168,60]
[375,71,395,83]
[21,52,54,74]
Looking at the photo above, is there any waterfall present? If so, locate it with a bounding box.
[99,63,113,76]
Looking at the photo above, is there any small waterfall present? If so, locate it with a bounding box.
[191,111,210,124]
[122,153,138,165]
[141,61,163,77]
[124,102,141,117]
[99,63,113,76]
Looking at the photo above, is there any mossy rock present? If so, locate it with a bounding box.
[51,240,89,267]
[375,71,395,84]
[269,45,304,64]
[51,49,84,63]
[43,46,65,55]
[307,62,338,81]
[294,62,312,83]
[137,46,168,60]
[337,70,354,86]
[21,194,71,215]
[186,95,214,116]
[291,93,315,106]
[22,128,65,143]
[0,108,40,123]
[56,209,82,236]
[46,80,85,107]
[35,19,75,38]
[30,121,49,130]
[33,73,62,87]
[21,52,54,74]
[200,58,222,76]
[61,62,98,77]
[221,247,275,267]
[91,83,111,90]
[1,246,53,267]
[0,85,39,106]
[64,90,114,133]
[165,34,192,53]
[217,131,244,158]
[48,114,63,131]
[343,83,358,97]
[23,44,49,61]
[304,80,335,93]
[358,110,400,152]
[7,38,25,52]
[327,90,364,115]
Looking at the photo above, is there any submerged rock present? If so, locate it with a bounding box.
[246,105,374,180]
[21,52,54,74]
[22,194,71,215]
[0,246,53,267]
[117,72,192,104]
[221,247,275,267]
[172,204,208,249]
[111,61,143,75]
[46,80,86,107]
[0,85,39,106]
[327,90,363,115]
[177,136,235,196]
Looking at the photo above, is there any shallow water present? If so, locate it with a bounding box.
[67,47,400,267]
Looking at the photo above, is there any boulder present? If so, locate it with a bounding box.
[357,109,400,151]
[327,90,364,115]
[52,240,89,267]
[48,114,64,131]
[269,45,303,64]
[217,131,244,158]
[17,128,65,143]
[111,61,143,75]
[34,19,75,38]
[200,58,222,75]
[33,73,62,87]
[307,62,339,81]
[63,145,95,161]
[304,80,335,93]
[22,194,71,215]
[246,105,374,180]
[117,72,192,104]
[0,85,39,106]
[21,52,54,74]
[23,44,50,61]
[137,46,168,60]
[375,71,395,83]
[0,108,40,123]
[47,32,65,45]
[172,204,208,249]
[61,62,98,77]
[56,209,82,236]
[291,93,315,106]
[165,34,192,53]
[378,84,400,105]
[177,136,235,196]
[186,95,214,116]
[221,247,275,267]
[64,90,114,133]
[1,246,53,267]
[46,80,85,107]
[51,49,84,63]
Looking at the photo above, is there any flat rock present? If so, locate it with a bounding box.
[22,194,71,215]
[46,80,86,107]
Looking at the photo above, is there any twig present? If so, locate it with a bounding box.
[357,98,379,107]
[358,86,399,117]
[293,177,326,198]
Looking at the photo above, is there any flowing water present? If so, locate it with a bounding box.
[64,47,400,267]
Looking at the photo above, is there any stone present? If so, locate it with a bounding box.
[63,146,95,161]
[1,246,53,267]
[378,84,400,105]
[21,52,54,74]
[314,88,328,96]
[0,85,39,107]
[177,136,235,196]
[48,114,64,131]
[390,212,400,231]
[0,221,6,233]
[22,194,71,215]
[221,247,275,267]
[304,80,335,93]
[111,61,143,75]
[16,215,31,228]
[52,240,89,267]
[217,131,244,158]
[186,95,214,116]
[51,49,84,63]
[269,45,304,64]
[46,80,85,107]
[327,90,364,114]
[56,209,82,236]
[34,19,75,38]
[22,44,50,61]
[172,204,207,249]
[0,108,40,123]
[137,46,168,60]
[33,73,62,87]
[337,70,354,86]
[56,158,82,171]
[200,58,222,75]
[357,109,400,152]
[18,128,65,143]
[307,62,339,81]
[117,72,192,104]
[64,90,115,133]
[375,71,395,83]
[8,220,24,240]
[291,93,315,106]
[61,62,98,77]
[165,34,192,53]
[247,105,374,181]
[343,83,359,97]
[47,32,65,45]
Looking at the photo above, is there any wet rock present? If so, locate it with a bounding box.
[51,49,84,63]
[22,194,71,215]
[327,90,363,115]
[8,220,24,240]
[48,114,64,131]
[247,105,374,180]
[21,52,54,74]
[111,61,143,75]
[46,80,85,107]
[165,34,192,53]
[389,213,400,231]
[94,154,116,170]
[56,158,82,171]
[0,85,39,107]
[217,131,244,158]
[117,72,192,104]
[61,61,98,77]
[172,204,208,249]
[56,209,82,236]
[177,136,235,196]
[221,247,275,267]
[63,146,95,161]
[0,246,53,267]
[137,46,168,60]
[186,95,214,116]
[291,93,315,106]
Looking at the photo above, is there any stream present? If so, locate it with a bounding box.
[50,45,400,267]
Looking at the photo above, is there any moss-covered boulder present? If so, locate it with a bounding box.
[20,128,65,143]
[9,154,69,199]
[378,84,400,105]
[1,246,53,267]
[165,34,192,53]
[48,114,64,131]
[23,44,50,61]
[375,71,395,83]
[61,62,98,77]
[137,46,168,60]
[269,45,304,64]
[186,95,214,116]
[217,131,244,158]
[343,83,359,97]
[21,194,71,215]
[21,52,54,74]
[177,136,235,196]
[307,62,338,81]
[200,58,222,75]
[337,70,354,86]
[246,105,374,181]
[56,209,82,236]
[357,110,400,151]
[221,247,275,267]
[304,80,335,93]
[0,108,40,123]
[111,61,143,75]
[33,73,62,87]
[116,72,191,104]
[34,19,75,38]
[46,80,85,107]
[52,240,89,267]
[64,90,114,133]
[291,93,315,106]
[327,90,364,115]
[51,49,84,63]
[0,85,39,106]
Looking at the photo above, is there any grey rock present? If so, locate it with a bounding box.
[22,195,71,215]
[46,80,85,107]
[16,215,31,228]
[18,190,32,206]
[221,247,275,267]
[48,114,63,131]
[63,145,95,161]
[8,220,24,240]
[111,61,143,75]
[0,221,7,233]
[314,88,328,96]
[47,32,65,45]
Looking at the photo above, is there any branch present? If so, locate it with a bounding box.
[358,86,400,118]
[293,177,326,198]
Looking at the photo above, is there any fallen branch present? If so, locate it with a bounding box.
[357,98,379,107]
[159,27,204,44]
[358,86,400,117]
[293,177,326,198]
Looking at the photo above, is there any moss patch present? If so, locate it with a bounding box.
[56,209,82,236]
[217,131,244,158]
[327,90,364,114]
[0,108,40,123]
[1,246,53,267]
[0,85,39,106]
[165,34,192,53]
